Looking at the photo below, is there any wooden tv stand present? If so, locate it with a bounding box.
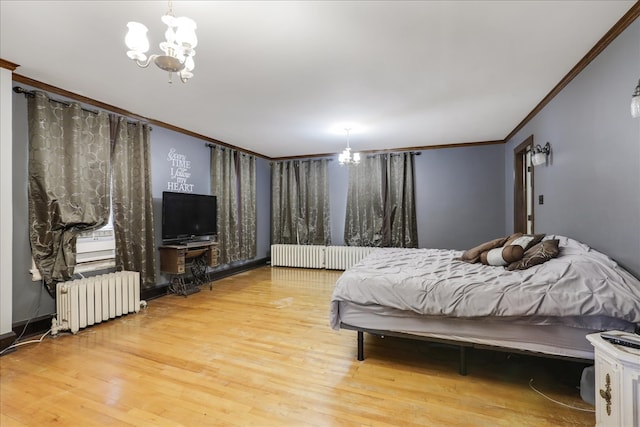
[159,241,219,295]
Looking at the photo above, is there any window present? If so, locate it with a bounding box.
[30,214,115,281]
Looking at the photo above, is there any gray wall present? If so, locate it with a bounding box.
[414,144,505,250]
[505,20,640,277]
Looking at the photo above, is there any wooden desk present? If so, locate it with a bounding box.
[159,241,219,295]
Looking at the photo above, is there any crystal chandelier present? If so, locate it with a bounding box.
[338,128,360,165]
[125,0,197,83]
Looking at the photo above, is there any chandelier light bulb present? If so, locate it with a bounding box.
[161,13,177,28]
[164,27,177,45]
[184,56,195,72]
[125,22,149,60]
[175,17,198,49]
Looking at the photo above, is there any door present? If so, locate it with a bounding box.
[514,135,535,234]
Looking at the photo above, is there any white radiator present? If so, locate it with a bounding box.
[52,271,141,335]
[270,245,378,270]
[271,244,326,268]
[325,246,378,270]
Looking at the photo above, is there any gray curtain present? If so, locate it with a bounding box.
[271,161,297,244]
[238,153,257,260]
[387,153,418,248]
[27,91,111,290]
[344,153,417,247]
[344,156,385,246]
[211,147,239,264]
[271,159,330,245]
[111,116,157,287]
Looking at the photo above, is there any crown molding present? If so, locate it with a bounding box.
[0,59,19,71]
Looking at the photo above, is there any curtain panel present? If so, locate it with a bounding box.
[344,156,385,246]
[238,153,257,260]
[111,116,157,287]
[27,91,111,290]
[210,148,258,264]
[344,152,417,248]
[271,159,331,245]
[210,147,239,264]
[270,161,297,244]
[387,153,418,248]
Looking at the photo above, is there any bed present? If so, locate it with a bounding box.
[330,235,640,374]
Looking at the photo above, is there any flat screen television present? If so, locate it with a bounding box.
[162,191,217,242]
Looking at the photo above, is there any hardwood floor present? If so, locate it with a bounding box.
[1,266,595,426]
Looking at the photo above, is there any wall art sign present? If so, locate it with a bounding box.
[166,148,194,193]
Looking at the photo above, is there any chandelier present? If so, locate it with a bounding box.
[125,0,197,83]
[338,128,360,165]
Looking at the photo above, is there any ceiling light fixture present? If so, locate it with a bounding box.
[631,79,640,118]
[125,0,197,84]
[338,128,360,165]
[531,142,551,166]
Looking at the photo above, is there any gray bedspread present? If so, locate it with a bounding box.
[330,236,640,330]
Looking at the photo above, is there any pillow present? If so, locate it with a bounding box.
[458,236,508,263]
[503,232,523,246]
[505,233,545,252]
[480,245,525,266]
[506,239,560,271]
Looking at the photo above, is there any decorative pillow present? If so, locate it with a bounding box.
[480,245,525,266]
[505,233,545,252]
[503,232,524,246]
[507,239,560,271]
[458,237,508,263]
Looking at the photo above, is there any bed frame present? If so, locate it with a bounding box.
[340,322,593,376]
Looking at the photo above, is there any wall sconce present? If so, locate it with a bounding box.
[531,142,551,166]
[631,79,640,118]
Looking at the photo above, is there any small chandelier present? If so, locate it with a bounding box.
[338,128,360,165]
[631,79,640,118]
[125,0,197,83]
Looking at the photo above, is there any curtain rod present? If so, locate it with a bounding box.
[270,151,422,163]
[206,143,255,157]
[13,86,151,128]
[366,151,422,158]
[14,86,99,114]
[270,158,334,163]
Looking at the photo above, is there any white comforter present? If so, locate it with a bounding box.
[330,236,640,330]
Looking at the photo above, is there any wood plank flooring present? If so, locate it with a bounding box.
[1,266,595,426]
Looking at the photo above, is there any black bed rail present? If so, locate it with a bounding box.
[339,323,592,376]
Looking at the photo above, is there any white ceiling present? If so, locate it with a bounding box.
[0,1,635,158]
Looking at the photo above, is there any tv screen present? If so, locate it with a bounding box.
[162,191,217,242]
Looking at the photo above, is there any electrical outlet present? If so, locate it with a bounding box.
[538,195,544,205]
